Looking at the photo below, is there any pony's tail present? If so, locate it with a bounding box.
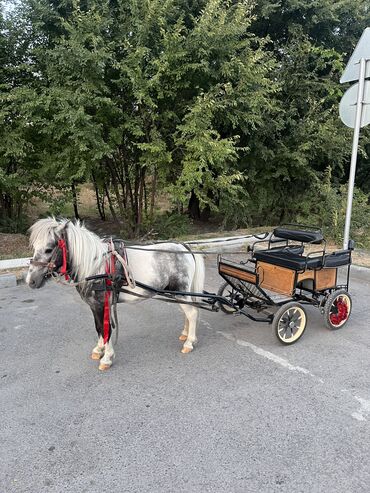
[191,253,205,301]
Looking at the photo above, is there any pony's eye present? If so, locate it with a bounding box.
[45,248,53,254]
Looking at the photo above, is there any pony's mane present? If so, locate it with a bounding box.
[29,217,60,251]
[29,217,108,281]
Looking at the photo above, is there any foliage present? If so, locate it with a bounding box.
[0,4,43,225]
[0,0,370,242]
[0,215,29,234]
[140,211,192,240]
[308,168,370,247]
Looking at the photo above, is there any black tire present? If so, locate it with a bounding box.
[273,302,307,345]
[217,281,237,314]
[323,289,352,330]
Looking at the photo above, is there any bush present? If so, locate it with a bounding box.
[140,212,192,240]
[0,216,29,234]
[306,169,370,247]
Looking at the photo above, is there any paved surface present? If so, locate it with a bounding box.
[1,260,370,493]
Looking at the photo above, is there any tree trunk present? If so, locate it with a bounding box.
[92,172,106,221]
[0,193,13,220]
[123,160,134,210]
[71,181,80,220]
[106,159,125,220]
[135,167,145,235]
[188,190,200,219]
[150,168,157,219]
[104,182,118,222]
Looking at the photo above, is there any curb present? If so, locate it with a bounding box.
[0,257,30,270]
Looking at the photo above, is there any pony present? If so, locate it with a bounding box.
[26,218,205,370]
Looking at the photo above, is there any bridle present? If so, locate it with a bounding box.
[30,236,70,281]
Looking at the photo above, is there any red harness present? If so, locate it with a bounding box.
[57,238,70,281]
[103,251,116,344]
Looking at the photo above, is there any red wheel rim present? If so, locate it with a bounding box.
[329,296,349,327]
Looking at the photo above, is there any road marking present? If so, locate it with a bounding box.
[218,330,323,381]
[16,305,39,312]
[202,319,321,380]
[352,396,370,422]
[202,320,369,422]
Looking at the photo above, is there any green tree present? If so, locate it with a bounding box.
[0,3,44,229]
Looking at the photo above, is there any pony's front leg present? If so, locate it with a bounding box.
[91,335,105,360]
[88,298,105,361]
[179,303,198,353]
[92,301,115,371]
[99,337,115,371]
[82,291,115,369]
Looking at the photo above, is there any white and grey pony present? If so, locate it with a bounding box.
[26,218,205,370]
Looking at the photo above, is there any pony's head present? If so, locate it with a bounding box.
[26,218,69,289]
[26,217,108,289]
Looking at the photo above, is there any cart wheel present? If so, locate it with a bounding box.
[323,289,352,330]
[217,281,237,314]
[273,302,307,345]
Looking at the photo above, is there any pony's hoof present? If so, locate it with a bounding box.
[179,334,187,341]
[98,362,112,371]
[91,352,103,360]
[181,346,193,354]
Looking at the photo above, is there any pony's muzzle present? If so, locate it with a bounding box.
[28,278,37,288]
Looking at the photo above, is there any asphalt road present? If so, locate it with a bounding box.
[1,259,370,493]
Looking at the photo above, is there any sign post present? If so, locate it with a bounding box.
[339,28,370,249]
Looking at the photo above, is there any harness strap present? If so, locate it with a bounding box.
[109,239,136,289]
[58,238,70,281]
[103,250,116,344]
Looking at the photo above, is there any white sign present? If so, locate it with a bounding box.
[339,80,370,128]
[340,28,370,83]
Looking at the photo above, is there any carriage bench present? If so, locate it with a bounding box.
[253,248,351,296]
[253,248,351,271]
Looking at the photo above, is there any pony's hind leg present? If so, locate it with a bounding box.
[179,302,198,353]
[179,318,189,341]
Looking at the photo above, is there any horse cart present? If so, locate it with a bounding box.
[115,225,354,345]
[216,225,353,344]
[27,219,355,370]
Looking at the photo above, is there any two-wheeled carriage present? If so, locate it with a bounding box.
[216,225,353,344]
[122,224,354,345]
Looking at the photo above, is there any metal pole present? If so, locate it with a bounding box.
[343,57,367,249]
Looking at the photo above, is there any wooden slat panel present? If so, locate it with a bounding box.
[219,263,256,284]
[257,261,295,296]
[315,268,336,290]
